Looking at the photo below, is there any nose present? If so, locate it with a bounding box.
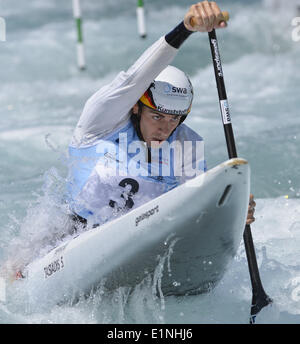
[158,119,173,136]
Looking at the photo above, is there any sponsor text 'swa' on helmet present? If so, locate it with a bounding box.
[139,65,193,116]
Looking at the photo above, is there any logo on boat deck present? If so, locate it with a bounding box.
[292,17,300,42]
[44,256,65,279]
[135,205,159,226]
[0,17,6,42]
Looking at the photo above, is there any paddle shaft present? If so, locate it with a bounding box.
[207,28,272,323]
[208,30,237,158]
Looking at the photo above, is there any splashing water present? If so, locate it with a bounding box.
[1,0,300,323]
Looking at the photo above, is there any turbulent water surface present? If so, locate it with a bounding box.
[0,0,300,324]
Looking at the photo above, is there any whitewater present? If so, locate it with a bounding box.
[0,0,300,324]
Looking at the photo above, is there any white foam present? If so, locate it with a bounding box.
[1,0,300,324]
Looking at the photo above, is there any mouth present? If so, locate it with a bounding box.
[151,137,167,144]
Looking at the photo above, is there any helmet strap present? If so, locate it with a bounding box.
[130,100,145,142]
[178,115,187,125]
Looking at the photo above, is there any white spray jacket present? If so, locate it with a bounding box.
[67,36,206,226]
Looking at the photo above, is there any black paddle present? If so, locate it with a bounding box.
[208,20,272,325]
[192,12,272,323]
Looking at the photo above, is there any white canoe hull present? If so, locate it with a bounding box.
[4,158,250,310]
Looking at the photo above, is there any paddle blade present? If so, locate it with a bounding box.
[250,291,273,324]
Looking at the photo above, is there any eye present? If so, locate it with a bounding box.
[171,116,180,122]
[152,115,161,120]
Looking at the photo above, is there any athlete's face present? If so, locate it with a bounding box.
[133,104,181,147]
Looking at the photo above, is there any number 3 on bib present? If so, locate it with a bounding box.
[109,178,140,210]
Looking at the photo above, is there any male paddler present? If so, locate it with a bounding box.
[67,1,256,228]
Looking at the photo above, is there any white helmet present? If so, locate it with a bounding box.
[139,65,193,116]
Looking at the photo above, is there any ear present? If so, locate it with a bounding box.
[132,103,139,115]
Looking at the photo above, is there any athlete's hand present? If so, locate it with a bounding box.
[184,1,227,32]
[246,194,256,225]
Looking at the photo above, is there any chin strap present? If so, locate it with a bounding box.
[130,101,145,141]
